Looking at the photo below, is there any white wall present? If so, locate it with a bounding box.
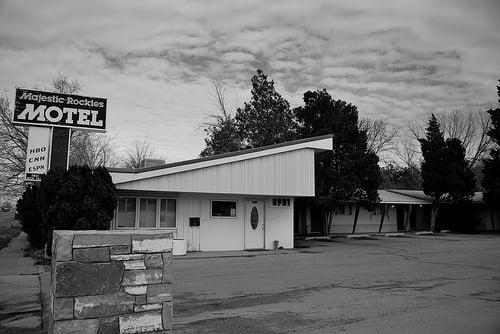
[116,149,316,197]
[176,194,295,251]
[265,199,294,249]
[176,196,201,251]
[112,192,296,252]
[330,204,398,234]
[176,194,245,252]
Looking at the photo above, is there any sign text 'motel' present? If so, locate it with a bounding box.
[13,88,107,131]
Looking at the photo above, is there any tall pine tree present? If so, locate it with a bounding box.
[200,111,242,157]
[294,89,381,234]
[482,79,500,230]
[420,114,475,231]
[235,70,296,148]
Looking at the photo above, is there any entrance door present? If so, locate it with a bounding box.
[245,200,264,249]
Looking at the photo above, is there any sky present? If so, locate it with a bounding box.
[0,0,499,163]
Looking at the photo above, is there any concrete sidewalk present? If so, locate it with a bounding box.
[175,248,298,260]
[0,232,43,334]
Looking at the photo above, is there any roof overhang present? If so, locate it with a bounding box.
[110,135,333,185]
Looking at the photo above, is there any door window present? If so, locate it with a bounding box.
[250,207,258,230]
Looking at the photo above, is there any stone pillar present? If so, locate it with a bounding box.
[50,230,173,334]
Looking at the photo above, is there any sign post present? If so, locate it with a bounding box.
[13,88,107,179]
[25,126,51,181]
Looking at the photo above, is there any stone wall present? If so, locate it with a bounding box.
[50,230,173,334]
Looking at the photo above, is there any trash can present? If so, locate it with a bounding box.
[173,239,187,256]
[273,240,279,250]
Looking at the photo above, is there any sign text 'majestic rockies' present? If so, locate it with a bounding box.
[13,88,107,131]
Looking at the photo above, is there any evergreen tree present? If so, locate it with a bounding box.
[200,111,242,157]
[16,184,45,248]
[294,89,381,234]
[37,165,117,253]
[420,114,475,231]
[235,70,296,148]
[482,79,500,230]
[380,164,422,190]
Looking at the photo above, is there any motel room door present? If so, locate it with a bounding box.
[244,200,265,249]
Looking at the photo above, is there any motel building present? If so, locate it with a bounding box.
[108,135,333,252]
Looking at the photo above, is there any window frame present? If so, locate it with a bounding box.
[210,200,238,219]
[116,197,138,229]
[115,196,177,229]
[159,198,177,228]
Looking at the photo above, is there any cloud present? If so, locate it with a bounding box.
[0,0,499,162]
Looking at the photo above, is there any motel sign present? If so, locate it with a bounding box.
[13,88,107,180]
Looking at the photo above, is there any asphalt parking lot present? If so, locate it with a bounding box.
[172,234,500,333]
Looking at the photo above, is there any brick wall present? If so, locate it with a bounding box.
[50,230,173,334]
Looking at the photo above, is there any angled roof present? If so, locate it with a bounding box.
[471,192,484,203]
[110,134,333,185]
[378,190,432,205]
[384,189,433,202]
[382,190,484,204]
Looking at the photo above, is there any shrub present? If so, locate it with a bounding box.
[16,184,46,249]
[38,166,118,254]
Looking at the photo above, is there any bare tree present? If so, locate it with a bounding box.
[0,74,115,198]
[70,132,119,167]
[210,75,228,116]
[51,73,81,94]
[198,76,242,157]
[359,118,399,156]
[0,93,27,196]
[409,109,492,168]
[394,138,422,169]
[123,139,162,169]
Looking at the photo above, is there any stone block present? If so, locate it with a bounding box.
[119,310,162,334]
[132,234,172,253]
[162,268,173,283]
[162,302,173,331]
[122,269,162,286]
[161,252,173,266]
[54,297,74,320]
[123,285,147,295]
[55,261,123,297]
[135,295,147,305]
[110,245,131,255]
[145,254,163,269]
[74,293,134,319]
[123,259,146,270]
[134,302,162,312]
[97,316,119,334]
[73,234,131,248]
[110,254,145,261]
[53,319,99,334]
[73,247,110,263]
[147,284,172,303]
[53,232,74,262]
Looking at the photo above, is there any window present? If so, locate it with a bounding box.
[334,204,352,215]
[160,199,176,228]
[117,197,136,228]
[211,201,236,217]
[116,196,177,229]
[335,204,346,215]
[139,198,157,228]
